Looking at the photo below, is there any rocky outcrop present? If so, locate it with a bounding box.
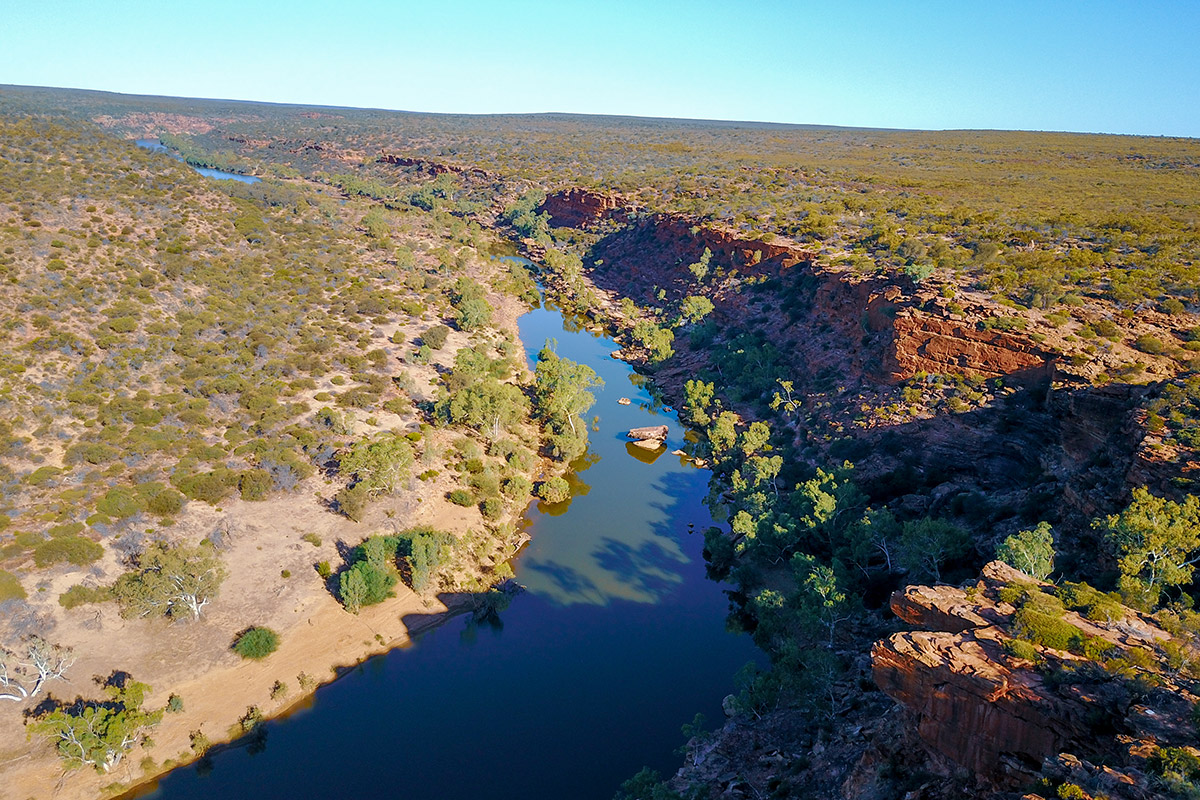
[539,188,627,227]
[592,213,816,278]
[873,627,1081,777]
[376,153,493,180]
[628,425,669,442]
[586,212,1055,389]
[873,562,1194,792]
[882,313,1056,384]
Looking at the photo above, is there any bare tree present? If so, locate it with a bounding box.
[0,636,74,702]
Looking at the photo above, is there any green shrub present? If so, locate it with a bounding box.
[536,477,571,504]
[316,560,333,579]
[1153,746,1200,781]
[1134,334,1166,354]
[1056,784,1086,800]
[448,489,474,506]
[1001,638,1040,662]
[238,469,274,501]
[335,483,371,522]
[423,324,450,350]
[59,584,112,609]
[1056,581,1124,622]
[0,569,25,601]
[146,489,186,516]
[502,475,533,499]
[167,694,184,713]
[26,465,63,485]
[173,471,236,505]
[190,730,210,755]
[33,536,104,567]
[480,497,504,520]
[1012,607,1081,651]
[96,488,145,519]
[232,627,279,660]
[301,533,322,547]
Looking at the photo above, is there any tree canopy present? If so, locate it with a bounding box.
[112,540,226,621]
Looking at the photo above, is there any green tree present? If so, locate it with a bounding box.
[791,553,853,647]
[451,277,492,332]
[533,345,602,461]
[112,541,226,620]
[407,531,451,593]
[631,320,674,363]
[683,379,715,427]
[339,434,414,494]
[898,518,970,583]
[1096,488,1200,604]
[338,563,369,612]
[707,411,739,455]
[687,247,713,282]
[677,295,714,326]
[996,522,1055,580]
[31,680,162,773]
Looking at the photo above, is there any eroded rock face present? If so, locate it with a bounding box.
[587,211,1054,388]
[873,562,1192,792]
[538,188,626,228]
[875,563,1083,777]
[882,313,1056,385]
[872,628,1082,776]
[375,153,493,179]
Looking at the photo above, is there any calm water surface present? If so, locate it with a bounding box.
[129,265,758,800]
[135,139,261,183]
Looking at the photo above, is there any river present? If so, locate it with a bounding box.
[126,265,759,800]
[135,139,261,183]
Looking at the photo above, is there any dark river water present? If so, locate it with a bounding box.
[126,265,758,799]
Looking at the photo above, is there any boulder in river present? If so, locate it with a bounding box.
[627,425,668,443]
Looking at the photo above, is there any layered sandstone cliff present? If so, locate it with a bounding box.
[873,562,1198,797]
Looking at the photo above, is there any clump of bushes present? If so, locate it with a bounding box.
[0,569,25,601]
[337,528,456,611]
[59,584,112,609]
[536,477,570,504]
[33,535,104,568]
[233,627,280,660]
[1134,334,1166,355]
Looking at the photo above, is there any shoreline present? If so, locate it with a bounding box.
[0,236,559,800]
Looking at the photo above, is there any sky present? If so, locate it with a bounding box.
[2,0,1198,137]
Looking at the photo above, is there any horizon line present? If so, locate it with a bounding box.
[2,82,1197,142]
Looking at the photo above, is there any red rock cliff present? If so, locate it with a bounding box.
[538,188,627,228]
[873,562,1184,788]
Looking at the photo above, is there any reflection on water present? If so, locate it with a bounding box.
[515,295,698,607]
[128,259,761,800]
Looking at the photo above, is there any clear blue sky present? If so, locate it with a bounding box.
[3,0,1198,137]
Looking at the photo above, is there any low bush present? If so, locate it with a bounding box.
[1001,638,1040,662]
[0,569,25,601]
[33,535,104,567]
[58,584,112,609]
[480,497,504,520]
[232,627,280,660]
[536,477,570,504]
